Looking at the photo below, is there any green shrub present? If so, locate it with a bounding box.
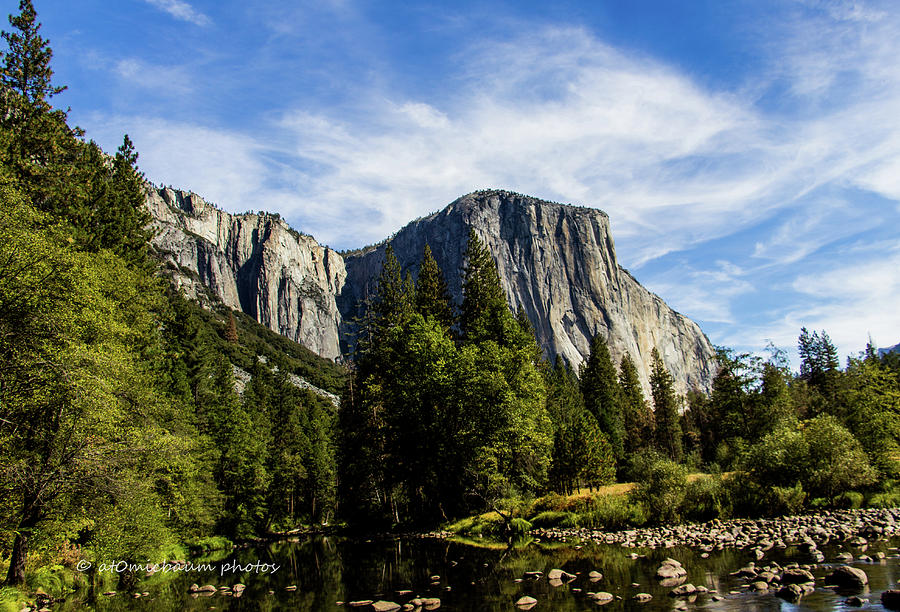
[529,493,569,514]
[834,491,864,509]
[630,458,688,525]
[578,495,645,529]
[867,492,900,508]
[188,536,233,553]
[0,587,29,612]
[682,475,730,522]
[509,518,533,535]
[769,484,807,516]
[530,511,577,528]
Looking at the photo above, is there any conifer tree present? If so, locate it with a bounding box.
[414,243,453,329]
[580,334,624,461]
[620,352,653,454]
[1,0,64,109]
[224,311,239,344]
[650,348,683,462]
[460,229,509,345]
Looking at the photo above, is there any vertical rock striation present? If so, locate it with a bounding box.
[148,187,346,360]
[339,190,716,395]
[147,187,716,395]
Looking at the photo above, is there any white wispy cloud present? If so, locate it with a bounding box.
[87,2,900,359]
[143,0,211,27]
[113,58,193,94]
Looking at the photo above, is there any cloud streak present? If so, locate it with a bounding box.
[143,0,210,27]
[84,2,900,362]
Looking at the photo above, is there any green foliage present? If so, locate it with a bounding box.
[629,457,688,525]
[649,348,683,462]
[341,231,552,527]
[833,491,864,509]
[576,495,646,530]
[509,517,533,535]
[620,353,653,455]
[682,475,731,523]
[529,511,577,529]
[737,415,875,513]
[580,335,624,461]
[414,243,454,329]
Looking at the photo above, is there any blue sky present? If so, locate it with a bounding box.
[22,0,900,367]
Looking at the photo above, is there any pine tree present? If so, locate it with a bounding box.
[1,0,65,110]
[620,352,653,454]
[460,229,509,345]
[580,334,624,461]
[798,327,840,403]
[224,311,239,343]
[414,243,454,329]
[650,348,683,462]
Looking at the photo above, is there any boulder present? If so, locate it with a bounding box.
[515,596,537,608]
[827,565,868,588]
[883,590,900,610]
[780,568,814,584]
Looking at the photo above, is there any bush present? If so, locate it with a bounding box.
[188,536,233,553]
[834,491,864,509]
[682,475,730,523]
[529,493,569,514]
[530,511,578,528]
[509,518,533,535]
[867,492,900,508]
[629,458,688,525]
[578,494,646,530]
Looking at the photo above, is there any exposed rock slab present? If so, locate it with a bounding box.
[340,190,716,395]
[148,187,346,360]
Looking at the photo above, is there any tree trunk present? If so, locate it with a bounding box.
[5,529,29,585]
[5,498,40,586]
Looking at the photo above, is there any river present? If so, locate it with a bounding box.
[54,533,900,610]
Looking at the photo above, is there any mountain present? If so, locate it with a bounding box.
[148,187,346,360]
[148,187,717,395]
[878,342,900,357]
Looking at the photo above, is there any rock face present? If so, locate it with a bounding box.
[148,187,716,394]
[340,190,716,395]
[148,187,347,360]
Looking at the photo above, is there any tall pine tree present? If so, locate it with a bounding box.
[414,243,454,329]
[580,334,624,462]
[650,348,683,462]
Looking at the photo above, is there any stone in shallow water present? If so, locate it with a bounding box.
[515,595,537,608]
[633,593,652,603]
[827,565,868,588]
[884,590,900,610]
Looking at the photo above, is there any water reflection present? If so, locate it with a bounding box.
[59,533,900,611]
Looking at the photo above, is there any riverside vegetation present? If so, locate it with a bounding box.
[2,1,900,610]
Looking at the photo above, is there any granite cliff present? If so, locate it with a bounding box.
[340,190,716,395]
[148,187,346,360]
[148,187,716,395]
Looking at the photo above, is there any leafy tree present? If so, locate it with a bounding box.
[0,191,174,584]
[630,457,688,525]
[580,335,624,461]
[650,348,683,462]
[741,415,875,504]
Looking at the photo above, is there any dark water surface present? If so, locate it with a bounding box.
[57,534,900,611]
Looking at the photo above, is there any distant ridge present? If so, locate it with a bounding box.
[878,342,900,357]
